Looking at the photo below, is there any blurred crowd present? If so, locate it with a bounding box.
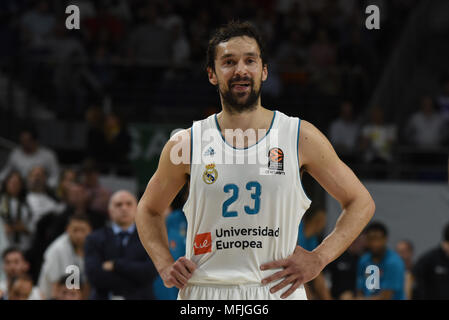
[1,0,447,180]
[328,92,449,179]
[0,126,190,300]
[298,208,449,300]
[0,0,418,120]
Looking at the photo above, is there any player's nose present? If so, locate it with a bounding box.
[234,59,249,77]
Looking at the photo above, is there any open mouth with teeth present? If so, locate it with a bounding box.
[231,82,251,92]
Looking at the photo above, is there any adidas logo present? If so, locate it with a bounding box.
[204,147,215,156]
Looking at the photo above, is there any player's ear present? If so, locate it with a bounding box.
[207,67,218,86]
[262,63,268,82]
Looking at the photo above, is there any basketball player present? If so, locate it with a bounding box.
[136,21,375,300]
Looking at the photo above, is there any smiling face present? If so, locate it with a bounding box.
[207,36,268,114]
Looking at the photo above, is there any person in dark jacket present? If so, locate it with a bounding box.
[413,222,449,299]
[84,190,157,299]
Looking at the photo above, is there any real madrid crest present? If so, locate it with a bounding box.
[202,163,218,184]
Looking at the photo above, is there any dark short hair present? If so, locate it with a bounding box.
[206,20,267,72]
[2,247,25,260]
[67,214,92,227]
[365,221,388,237]
[19,124,39,141]
[444,222,449,242]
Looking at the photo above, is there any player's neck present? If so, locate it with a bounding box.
[217,106,273,132]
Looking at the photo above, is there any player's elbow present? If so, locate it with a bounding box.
[365,193,376,220]
[136,199,164,221]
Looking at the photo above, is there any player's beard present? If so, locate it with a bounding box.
[218,75,262,114]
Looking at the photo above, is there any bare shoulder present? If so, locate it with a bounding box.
[298,120,336,168]
[169,128,191,146]
[163,127,191,175]
[299,120,330,145]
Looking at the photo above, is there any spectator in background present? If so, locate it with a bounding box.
[298,207,326,252]
[84,5,125,49]
[85,191,157,299]
[107,0,132,23]
[297,207,331,300]
[329,101,360,163]
[275,28,308,71]
[7,274,37,300]
[70,0,96,21]
[413,222,449,299]
[326,233,366,300]
[0,126,60,189]
[38,215,92,299]
[0,247,42,300]
[168,19,190,67]
[49,21,90,119]
[0,171,33,251]
[308,29,337,70]
[360,106,397,165]
[405,96,445,148]
[19,0,55,51]
[356,222,405,300]
[85,109,131,173]
[102,113,132,172]
[308,29,339,95]
[25,166,62,226]
[50,182,106,239]
[25,166,65,283]
[152,185,188,300]
[126,4,171,64]
[53,274,84,300]
[395,239,415,300]
[55,168,78,203]
[80,159,111,216]
[27,182,97,282]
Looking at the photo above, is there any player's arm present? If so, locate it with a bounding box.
[136,129,196,289]
[301,121,375,266]
[261,120,375,298]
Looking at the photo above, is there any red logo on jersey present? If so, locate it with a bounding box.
[194,232,212,255]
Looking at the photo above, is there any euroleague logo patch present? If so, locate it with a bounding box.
[268,148,284,171]
[193,232,212,255]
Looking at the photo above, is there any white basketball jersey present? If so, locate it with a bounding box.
[183,110,311,285]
